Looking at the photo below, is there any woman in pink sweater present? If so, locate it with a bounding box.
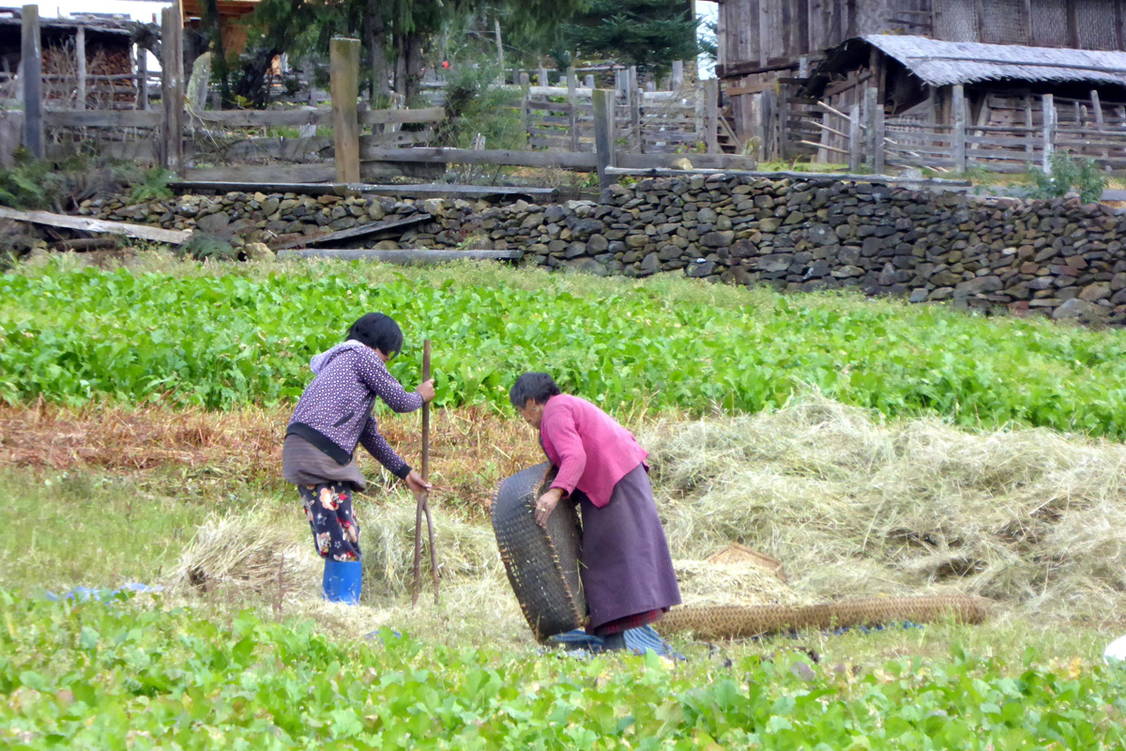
[510,372,681,649]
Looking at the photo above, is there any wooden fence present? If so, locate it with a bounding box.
[6,6,757,185]
[794,84,1126,174]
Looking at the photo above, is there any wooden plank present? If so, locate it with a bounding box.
[604,166,972,187]
[161,5,184,174]
[167,180,558,201]
[272,213,432,250]
[22,4,42,158]
[359,107,445,125]
[362,145,598,169]
[45,110,162,128]
[0,205,191,244]
[330,37,361,183]
[193,109,327,127]
[276,248,522,262]
[185,164,336,182]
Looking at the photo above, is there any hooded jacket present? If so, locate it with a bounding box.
[286,340,423,478]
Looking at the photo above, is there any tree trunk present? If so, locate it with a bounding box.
[405,32,425,103]
[364,0,390,104]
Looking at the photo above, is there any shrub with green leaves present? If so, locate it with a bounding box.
[1028,153,1107,204]
[1,593,1123,749]
[0,263,1123,438]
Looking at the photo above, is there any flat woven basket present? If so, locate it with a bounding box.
[492,462,587,642]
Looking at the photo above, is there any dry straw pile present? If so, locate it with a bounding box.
[642,395,1126,627]
[165,395,1124,639]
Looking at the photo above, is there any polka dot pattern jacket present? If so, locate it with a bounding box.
[287,340,424,478]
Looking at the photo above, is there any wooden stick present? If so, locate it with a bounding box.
[411,340,439,605]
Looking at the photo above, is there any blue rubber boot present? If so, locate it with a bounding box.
[322,560,362,604]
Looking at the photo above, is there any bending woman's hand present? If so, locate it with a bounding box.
[417,379,436,403]
[535,488,565,527]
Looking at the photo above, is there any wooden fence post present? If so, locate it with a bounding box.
[873,97,886,174]
[519,71,530,144]
[538,66,549,86]
[567,66,579,152]
[629,66,642,152]
[76,25,87,110]
[864,86,878,168]
[760,88,775,160]
[951,84,967,173]
[704,78,719,154]
[1091,89,1107,159]
[21,4,42,158]
[135,42,148,110]
[671,60,684,89]
[592,89,616,190]
[160,5,184,174]
[848,103,861,171]
[330,36,361,183]
[1041,93,1056,172]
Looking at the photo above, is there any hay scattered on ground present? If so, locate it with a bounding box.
[165,507,320,602]
[642,395,1126,627]
[673,559,805,608]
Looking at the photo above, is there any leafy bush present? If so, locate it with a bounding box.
[174,233,238,262]
[1,594,1123,749]
[0,151,63,209]
[126,167,175,204]
[1,265,1123,439]
[436,63,526,150]
[1028,153,1107,204]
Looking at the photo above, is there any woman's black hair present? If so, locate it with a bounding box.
[509,372,561,408]
[347,313,403,356]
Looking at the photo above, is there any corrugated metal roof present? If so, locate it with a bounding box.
[864,34,1126,86]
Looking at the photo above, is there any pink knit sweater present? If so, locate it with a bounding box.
[540,394,648,507]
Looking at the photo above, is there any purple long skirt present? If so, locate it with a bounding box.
[578,464,681,632]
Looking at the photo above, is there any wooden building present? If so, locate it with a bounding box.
[716,0,1126,164]
[0,9,139,109]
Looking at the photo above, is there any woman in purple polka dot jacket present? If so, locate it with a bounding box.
[282,312,436,603]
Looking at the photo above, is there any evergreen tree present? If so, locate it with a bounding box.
[562,0,697,71]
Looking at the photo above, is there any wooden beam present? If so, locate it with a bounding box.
[272,213,432,250]
[160,5,184,174]
[167,180,559,202]
[21,4,42,158]
[276,248,523,262]
[1042,93,1056,171]
[715,60,798,79]
[0,206,191,244]
[592,89,616,189]
[603,166,973,188]
[952,84,967,172]
[45,110,162,128]
[76,25,86,110]
[330,37,361,184]
[704,78,720,154]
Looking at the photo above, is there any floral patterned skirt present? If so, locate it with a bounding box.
[298,482,361,561]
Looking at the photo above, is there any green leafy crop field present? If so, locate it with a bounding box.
[2,594,1123,750]
[1,262,1123,437]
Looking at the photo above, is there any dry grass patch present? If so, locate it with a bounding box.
[643,395,1126,628]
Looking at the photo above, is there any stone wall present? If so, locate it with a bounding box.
[83,173,1126,325]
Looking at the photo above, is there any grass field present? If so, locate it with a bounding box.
[1,258,1124,748]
